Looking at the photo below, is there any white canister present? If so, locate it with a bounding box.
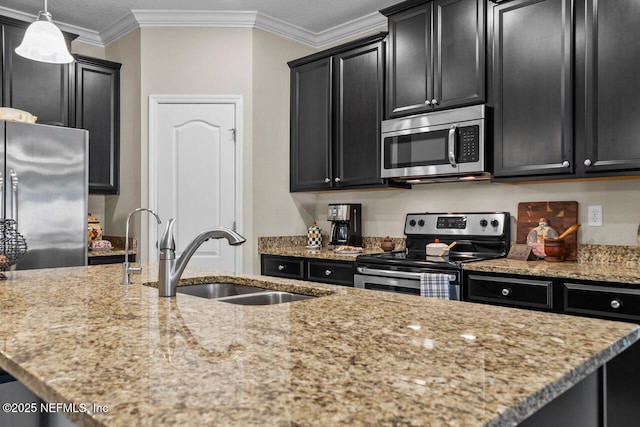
[307,222,322,247]
[426,239,449,256]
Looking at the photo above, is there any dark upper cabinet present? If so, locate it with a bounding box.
[290,57,332,191]
[490,0,574,179]
[289,33,391,192]
[1,18,75,126]
[70,56,121,194]
[575,0,640,175]
[382,0,485,118]
[333,42,385,188]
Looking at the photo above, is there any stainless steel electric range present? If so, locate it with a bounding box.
[354,212,511,299]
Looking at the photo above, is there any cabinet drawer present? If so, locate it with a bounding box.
[467,275,553,310]
[261,256,304,279]
[563,283,640,322]
[306,260,354,286]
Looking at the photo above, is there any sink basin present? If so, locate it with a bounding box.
[176,283,268,299]
[217,291,314,305]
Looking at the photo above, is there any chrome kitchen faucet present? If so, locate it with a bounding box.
[157,218,246,297]
[123,208,162,285]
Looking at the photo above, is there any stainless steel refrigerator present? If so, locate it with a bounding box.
[1,120,88,269]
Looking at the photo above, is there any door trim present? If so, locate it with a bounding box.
[148,94,243,273]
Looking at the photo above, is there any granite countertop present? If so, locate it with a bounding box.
[464,258,640,284]
[258,235,401,261]
[0,264,638,427]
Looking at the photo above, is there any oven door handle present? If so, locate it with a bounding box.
[356,267,456,282]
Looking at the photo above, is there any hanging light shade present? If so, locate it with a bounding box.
[15,0,74,64]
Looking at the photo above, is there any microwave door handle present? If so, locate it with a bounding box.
[448,125,457,167]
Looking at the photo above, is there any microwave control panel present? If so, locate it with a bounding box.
[458,125,479,163]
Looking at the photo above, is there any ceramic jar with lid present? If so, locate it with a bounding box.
[381,237,396,252]
[307,222,322,248]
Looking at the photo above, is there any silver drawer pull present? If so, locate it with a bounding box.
[501,288,511,297]
[277,264,285,271]
[611,299,622,309]
[325,269,332,276]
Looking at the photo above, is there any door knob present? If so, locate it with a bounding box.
[562,161,570,168]
[584,159,592,166]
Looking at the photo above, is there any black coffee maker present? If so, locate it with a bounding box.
[328,204,362,247]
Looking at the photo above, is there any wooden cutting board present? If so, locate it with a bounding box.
[516,201,579,261]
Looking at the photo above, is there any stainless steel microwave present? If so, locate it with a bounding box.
[381,105,489,183]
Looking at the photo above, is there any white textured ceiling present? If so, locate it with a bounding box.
[0,0,399,46]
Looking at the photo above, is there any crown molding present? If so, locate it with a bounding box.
[109,10,386,48]
[0,7,387,50]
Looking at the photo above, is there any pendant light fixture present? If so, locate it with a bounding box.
[15,0,74,64]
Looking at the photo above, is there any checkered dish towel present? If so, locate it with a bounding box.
[419,273,451,299]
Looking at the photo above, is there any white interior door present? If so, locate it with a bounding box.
[149,96,242,272]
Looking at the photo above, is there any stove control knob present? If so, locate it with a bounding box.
[491,219,500,227]
[417,219,425,227]
[480,219,488,227]
[409,219,417,227]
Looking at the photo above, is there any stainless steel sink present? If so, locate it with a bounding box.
[176,283,268,299]
[217,291,314,305]
[174,283,315,305]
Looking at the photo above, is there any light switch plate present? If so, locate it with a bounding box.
[588,205,603,226]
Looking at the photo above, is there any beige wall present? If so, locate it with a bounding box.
[310,179,640,247]
[251,30,316,272]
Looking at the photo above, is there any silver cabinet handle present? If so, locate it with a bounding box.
[324,178,330,183]
[431,99,439,105]
[501,288,511,297]
[584,159,592,166]
[448,125,457,167]
[325,269,332,276]
[334,177,341,183]
[562,161,570,168]
[10,169,18,225]
[425,100,432,105]
[277,264,285,271]
[611,299,621,309]
[0,172,3,218]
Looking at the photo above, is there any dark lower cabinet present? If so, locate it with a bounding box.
[1,17,75,126]
[464,270,640,427]
[71,56,121,194]
[88,253,135,266]
[261,255,354,286]
[289,33,393,192]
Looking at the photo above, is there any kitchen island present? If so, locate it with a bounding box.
[0,264,638,427]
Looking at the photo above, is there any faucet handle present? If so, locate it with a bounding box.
[159,218,176,251]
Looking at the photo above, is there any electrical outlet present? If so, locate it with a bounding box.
[588,205,603,226]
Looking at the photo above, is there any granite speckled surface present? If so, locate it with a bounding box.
[258,236,404,260]
[0,264,638,426]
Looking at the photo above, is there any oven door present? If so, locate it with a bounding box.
[354,267,461,300]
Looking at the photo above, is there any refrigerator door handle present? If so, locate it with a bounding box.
[0,172,3,218]
[10,170,18,225]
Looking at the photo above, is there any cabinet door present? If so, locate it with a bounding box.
[73,57,121,194]
[579,0,640,174]
[261,255,305,280]
[491,0,574,178]
[306,259,354,286]
[386,3,432,118]
[467,274,553,310]
[433,0,485,110]
[290,58,333,191]
[2,24,70,126]
[333,41,385,188]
